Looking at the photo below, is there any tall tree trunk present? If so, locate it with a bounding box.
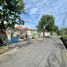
[43,32,45,37]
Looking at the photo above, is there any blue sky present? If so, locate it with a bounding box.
[20,0,67,29]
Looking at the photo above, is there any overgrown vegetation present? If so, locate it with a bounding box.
[58,28,67,38]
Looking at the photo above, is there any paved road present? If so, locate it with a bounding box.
[0,36,66,67]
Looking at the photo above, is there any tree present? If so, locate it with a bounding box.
[59,28,67,36]
[37,15,55,36]
[0,0,24,43]
[0,0,24,30]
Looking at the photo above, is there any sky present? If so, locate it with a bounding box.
[20,0,67,29]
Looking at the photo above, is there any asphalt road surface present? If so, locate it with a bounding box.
[0,36,66,67]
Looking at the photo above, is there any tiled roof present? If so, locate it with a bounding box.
[15,25,32,31]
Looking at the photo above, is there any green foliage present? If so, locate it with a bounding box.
[0,0,3,5]
[37,15,56,33]
[0,0,24,29]
[59,28,67,36]
[5,0,24,13]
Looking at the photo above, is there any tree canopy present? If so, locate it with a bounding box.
[0,0,24,30]
[37,15,58,36]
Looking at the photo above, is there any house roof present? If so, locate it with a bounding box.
[15,25,32,31]
[15,26,25,29]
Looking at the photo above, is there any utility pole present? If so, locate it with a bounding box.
[62,13,67,36]
[63,13,67,28]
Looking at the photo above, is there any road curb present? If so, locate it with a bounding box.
[58,38,67,66]
[0,41,29,57]
[0,47,18,57]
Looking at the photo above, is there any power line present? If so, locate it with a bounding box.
[63,12,67,28]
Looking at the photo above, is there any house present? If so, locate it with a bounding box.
[44,32,50,37]
[15,25,32,39]
[14,25,26,39]
[31,30,39,38]
[15,25,39,39]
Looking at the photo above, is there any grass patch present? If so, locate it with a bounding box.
[0,45,8,54]
[62,35,67,38]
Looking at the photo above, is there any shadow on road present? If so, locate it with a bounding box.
[45,52,61,67]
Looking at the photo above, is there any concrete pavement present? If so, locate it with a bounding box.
[0,40,29,55]
[0,36,67,67]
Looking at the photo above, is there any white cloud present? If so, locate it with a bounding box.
[36,0,48,6]
[30,8,38,15]
[23,0,67,28]
[30,0,37,2]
